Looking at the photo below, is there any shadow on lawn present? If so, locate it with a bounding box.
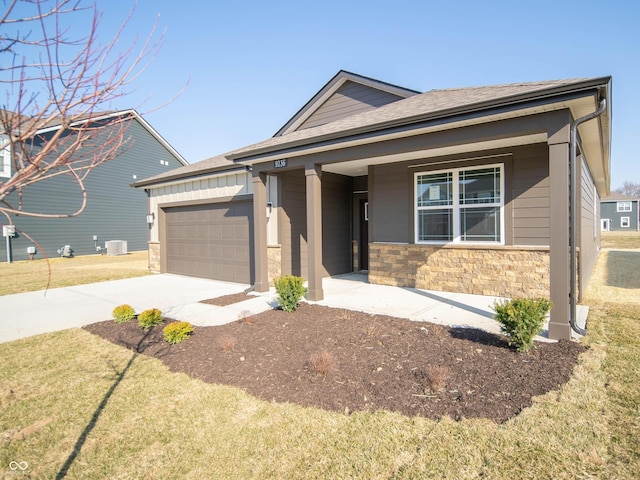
[55,329,154,479]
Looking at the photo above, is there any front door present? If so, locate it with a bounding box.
[359,199,369,270]
[601,218,610,231]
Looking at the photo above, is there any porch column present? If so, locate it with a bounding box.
[305,164,323,301]
[252,171,269,292]
[548,140,572,340]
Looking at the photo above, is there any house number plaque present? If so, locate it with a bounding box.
[274,159,287,169]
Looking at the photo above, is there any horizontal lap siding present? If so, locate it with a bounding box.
[512,145,550,246]
[371,163,409,243]
[1,118,184,261]
[299,81,404,130]
[579,157,599,299]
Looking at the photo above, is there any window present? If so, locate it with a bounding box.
[416,165,503,244]
[617,201,632,212]
[621,217,630,228]
[0,135,10,178]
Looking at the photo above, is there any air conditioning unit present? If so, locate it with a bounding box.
[105,240,128,256]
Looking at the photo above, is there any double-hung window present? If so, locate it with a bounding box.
[617,201,632,212]
[416,164,504,244]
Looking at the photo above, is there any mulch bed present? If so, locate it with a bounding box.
[199,292,250,307]
[84,303,586,423]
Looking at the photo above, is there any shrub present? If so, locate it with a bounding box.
[493,298,553,352]
[425,365,449,392]
[274,275,307,312]
[112,304,135,323]
[137,308,163,330]
[163,321,194,344]
[308,350,337,376]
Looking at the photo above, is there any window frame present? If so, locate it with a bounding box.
[617,201,632,212]
[414,163,505,245]
[0,135,11,178]
[621,216,630,228]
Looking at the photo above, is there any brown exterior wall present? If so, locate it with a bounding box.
[369,144,551,247]
[369,243,550,298]
[279,170,352,279]
[578,155,600,300]
[299,81,404,130]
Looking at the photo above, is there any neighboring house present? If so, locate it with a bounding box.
[134,70,612,340]
[1,110,187,262]
[600,193,639,231]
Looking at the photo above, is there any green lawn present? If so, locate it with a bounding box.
[1,251,639,478]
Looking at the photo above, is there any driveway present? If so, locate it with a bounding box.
[0,274,274,344]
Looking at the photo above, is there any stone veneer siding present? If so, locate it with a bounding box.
[268,245,282,284]
[368,243,551,298]
[148,241,160,273]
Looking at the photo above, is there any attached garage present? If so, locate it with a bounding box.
[163,200,254,284]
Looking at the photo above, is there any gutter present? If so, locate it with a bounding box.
[570,97,607,336]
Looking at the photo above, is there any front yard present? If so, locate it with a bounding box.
[0,240,638,478]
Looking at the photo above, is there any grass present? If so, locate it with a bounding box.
[0,251,150,296]
[1,249,639,478]
[601,230,640,250]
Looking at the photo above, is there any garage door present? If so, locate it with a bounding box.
[164,201,253,284]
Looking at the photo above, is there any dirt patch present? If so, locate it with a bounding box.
[200,292,250,307]
[84,303,585,423]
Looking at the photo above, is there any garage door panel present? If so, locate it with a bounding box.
[164,201,253,284]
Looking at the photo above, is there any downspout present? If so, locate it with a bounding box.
[570,97,607,336]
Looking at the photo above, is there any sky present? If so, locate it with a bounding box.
[83,1,640,189]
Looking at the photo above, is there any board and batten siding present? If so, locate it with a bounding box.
[1,118,184,261]
[148,171,252,243]
[298,81,404,131]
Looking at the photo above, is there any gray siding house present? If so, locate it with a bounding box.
[135,70,612,340]
[1,110,187,261]
[600,193,639,231]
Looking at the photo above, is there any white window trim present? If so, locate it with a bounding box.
[414,163,505,245]
[621,216,630,228]
[0,136,10,178]
[617,201,632,212]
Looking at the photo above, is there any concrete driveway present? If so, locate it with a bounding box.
[0,274,275,344]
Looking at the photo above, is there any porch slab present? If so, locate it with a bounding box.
[299,274,585,342]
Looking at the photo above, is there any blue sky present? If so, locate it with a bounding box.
[97,0,638,189]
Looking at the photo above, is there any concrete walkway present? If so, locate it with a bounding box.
[0,273,584,344]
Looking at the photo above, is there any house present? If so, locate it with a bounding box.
[0,110,187,261]
[134,70,612,340]
[600,193,639,231]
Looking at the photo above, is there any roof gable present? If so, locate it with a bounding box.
[274,70,419,136]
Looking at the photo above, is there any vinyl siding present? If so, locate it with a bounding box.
[280,171,307,277]
[579,157,599,299]
[369,144,551,246]
[512,145,550,246]
[1,118,184,261]
[298,81,404,130]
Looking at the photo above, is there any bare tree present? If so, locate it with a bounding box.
[614,181,640,198]
[0,0,162,229]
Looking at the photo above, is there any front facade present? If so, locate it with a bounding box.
[600,193,639,231]
[136,71,612,340]
[1,111,187,261]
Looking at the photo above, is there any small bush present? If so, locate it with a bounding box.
[218,335,236,352]
[425,365,449,392]
[308,350,337,376]
[493,298,553,352]
[163,321,194,344]
[137,308,163,330]
[113,304,135,323]
[274,275,307,313]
